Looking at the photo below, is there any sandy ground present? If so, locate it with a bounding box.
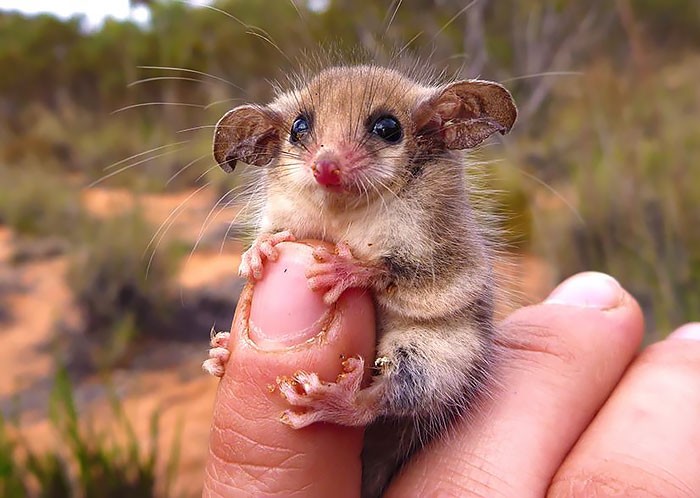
[0,188,553,497]
[0,189,238,497]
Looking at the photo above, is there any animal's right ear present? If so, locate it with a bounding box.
[213,105,282,172]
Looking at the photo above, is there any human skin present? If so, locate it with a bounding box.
[202,241,700,497]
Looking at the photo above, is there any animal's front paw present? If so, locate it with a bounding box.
[277,356,378,428]
[202,330,231,377]
[239,230,296,280]
[305,242,378,305]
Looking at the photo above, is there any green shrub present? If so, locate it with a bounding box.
[76,113,215,192]
[66,210,180,367]
[0,165,84,240]
[0,367,181,498]
[0,416,28,498]
[522,57,700,333]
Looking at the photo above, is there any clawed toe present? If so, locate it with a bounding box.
[258,241,279,261]
[275,356,372,428]
[281,409,322,429]
[305,241,378,304]
[203,330,231,377]
[210,330,230,348]
[312,246,334,262]
[203,355,228,377]
[239,231,296,281]
[277,373,323,407]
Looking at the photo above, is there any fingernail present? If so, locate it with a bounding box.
[247,242,330,350]
[668,323,700,341]
[545,272,623,310]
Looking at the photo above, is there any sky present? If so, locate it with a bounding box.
[0,1,211,28]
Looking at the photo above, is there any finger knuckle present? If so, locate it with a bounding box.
[549,463,694,498]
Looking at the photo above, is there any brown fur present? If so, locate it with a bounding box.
[213,65,516,497]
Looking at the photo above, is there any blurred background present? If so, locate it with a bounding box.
[0,0,698,496]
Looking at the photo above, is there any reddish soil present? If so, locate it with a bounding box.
[0,187,553,497]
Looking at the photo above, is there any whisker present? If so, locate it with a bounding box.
[501,71,583,83]
[166,154,209,186]
[245,30,294,65]
[145,182,211,275]
[383,0,404,36]
[177,124,218,133]
[103,141,188,171]
[188,188,238,264]
[137,65,247,92]
[432,0,480,40]
[288,0,306,23]
[374,177,400,203]
[510,166,585,224]
[89,147,188,188]
[178,0,248,28]
[145,183,210,256]
[111,102,205,115]
[220,180,264,253]
[204,97,246,110]
[396,31,423,58]
[127,76,208,87]
[195,164,221,184]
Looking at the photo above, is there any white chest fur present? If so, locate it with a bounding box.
[260,190,423,262]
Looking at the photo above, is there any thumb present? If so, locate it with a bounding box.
[203,241,376,498]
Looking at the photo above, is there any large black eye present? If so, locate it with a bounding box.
[371,116,402,143]
[290,115,310,143]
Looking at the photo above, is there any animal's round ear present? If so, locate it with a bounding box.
[413,80,517,150]
[213,105,282,172]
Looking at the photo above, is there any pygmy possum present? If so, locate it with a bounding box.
[202,64,517,497]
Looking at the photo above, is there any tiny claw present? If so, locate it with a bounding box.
[374,356,391,368]
[335,241,354,258]
[342,355,362,372]
[274,355,376,427]
[210,330,230,348]
[276,375,294,385]
[311,245,333,261]
[373,356,392,375]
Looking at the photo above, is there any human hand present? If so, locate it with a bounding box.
[202,241,700,497]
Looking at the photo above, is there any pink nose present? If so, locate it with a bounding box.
[312,159,342,187]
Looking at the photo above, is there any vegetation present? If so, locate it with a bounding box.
[0,368,181,498]
[0,165,180,367]
[0,1,698,494]
[0,166,83,240]
[0,0,697,332]
[520,57,700,331]
[66,211,182,368]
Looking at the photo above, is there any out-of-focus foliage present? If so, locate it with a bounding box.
[0,368,181,498]
[0,165,82,239]
[0,0,698,331]
[1,0,698,123]
[511,56,700,333]
[66,210,182,368]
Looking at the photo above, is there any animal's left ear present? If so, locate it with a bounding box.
[413,80,517,150]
